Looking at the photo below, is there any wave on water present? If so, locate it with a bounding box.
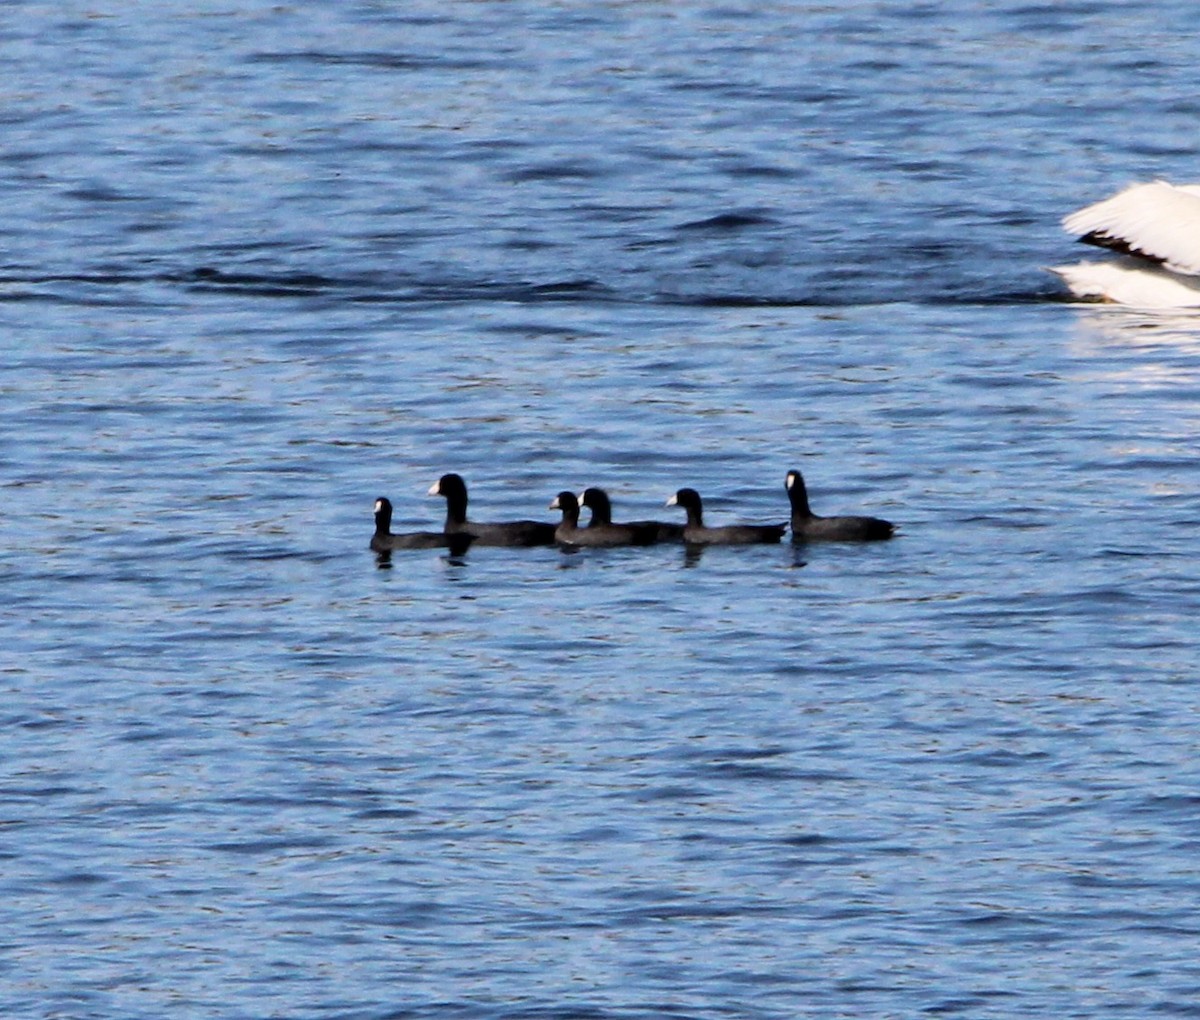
[0,262,1063,308]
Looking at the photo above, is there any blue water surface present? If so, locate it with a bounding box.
[3,3,1200,1018]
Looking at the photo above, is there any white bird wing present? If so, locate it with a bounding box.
[1050,259,1200,308]
[1062,181,1200,276]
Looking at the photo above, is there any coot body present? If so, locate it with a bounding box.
[371,497,475,553]
[577,487,672,545]
[428,473,556,547]
[785,469,895,542]
[665,488,786,545]
[550,490,651,547]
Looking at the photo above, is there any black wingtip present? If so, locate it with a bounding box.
[1079,230,1166,265]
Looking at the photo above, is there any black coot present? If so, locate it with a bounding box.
[371,497,474,553]
[785,469,895,542]
[549,490,586,546]
[428,473,557,547]
[577,487,671,545]
[665,488,787,545]
[550,490,647,547]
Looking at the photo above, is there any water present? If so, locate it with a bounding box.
[3,2,1200,1017]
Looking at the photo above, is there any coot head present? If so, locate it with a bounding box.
[428,473,467,499]
[374,496,394,530]
[785,469,812,515]
[578,487,614,525]
[549,491,581,527]
[549,490,580,513]
[428,472,469,524]
[667,489,700,525]
[666,487,703,515]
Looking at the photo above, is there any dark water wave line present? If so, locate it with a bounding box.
[665,287,1064,308]
[0,265,1063,308]
[247,48,512,73]
[0,267,618,304]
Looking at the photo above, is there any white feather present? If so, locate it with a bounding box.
[1052,181,1200,306]
[1049,259,1200,309]
[1062,181,1200,274]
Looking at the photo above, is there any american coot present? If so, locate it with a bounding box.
[549,490,585,546]
[785,469,895,542]
[428,473,557,547]
[549,490,649,547]
[371,497,475,554]
[665,488,787,545]
[1051,181,1200,307]
[578,487,678,545]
